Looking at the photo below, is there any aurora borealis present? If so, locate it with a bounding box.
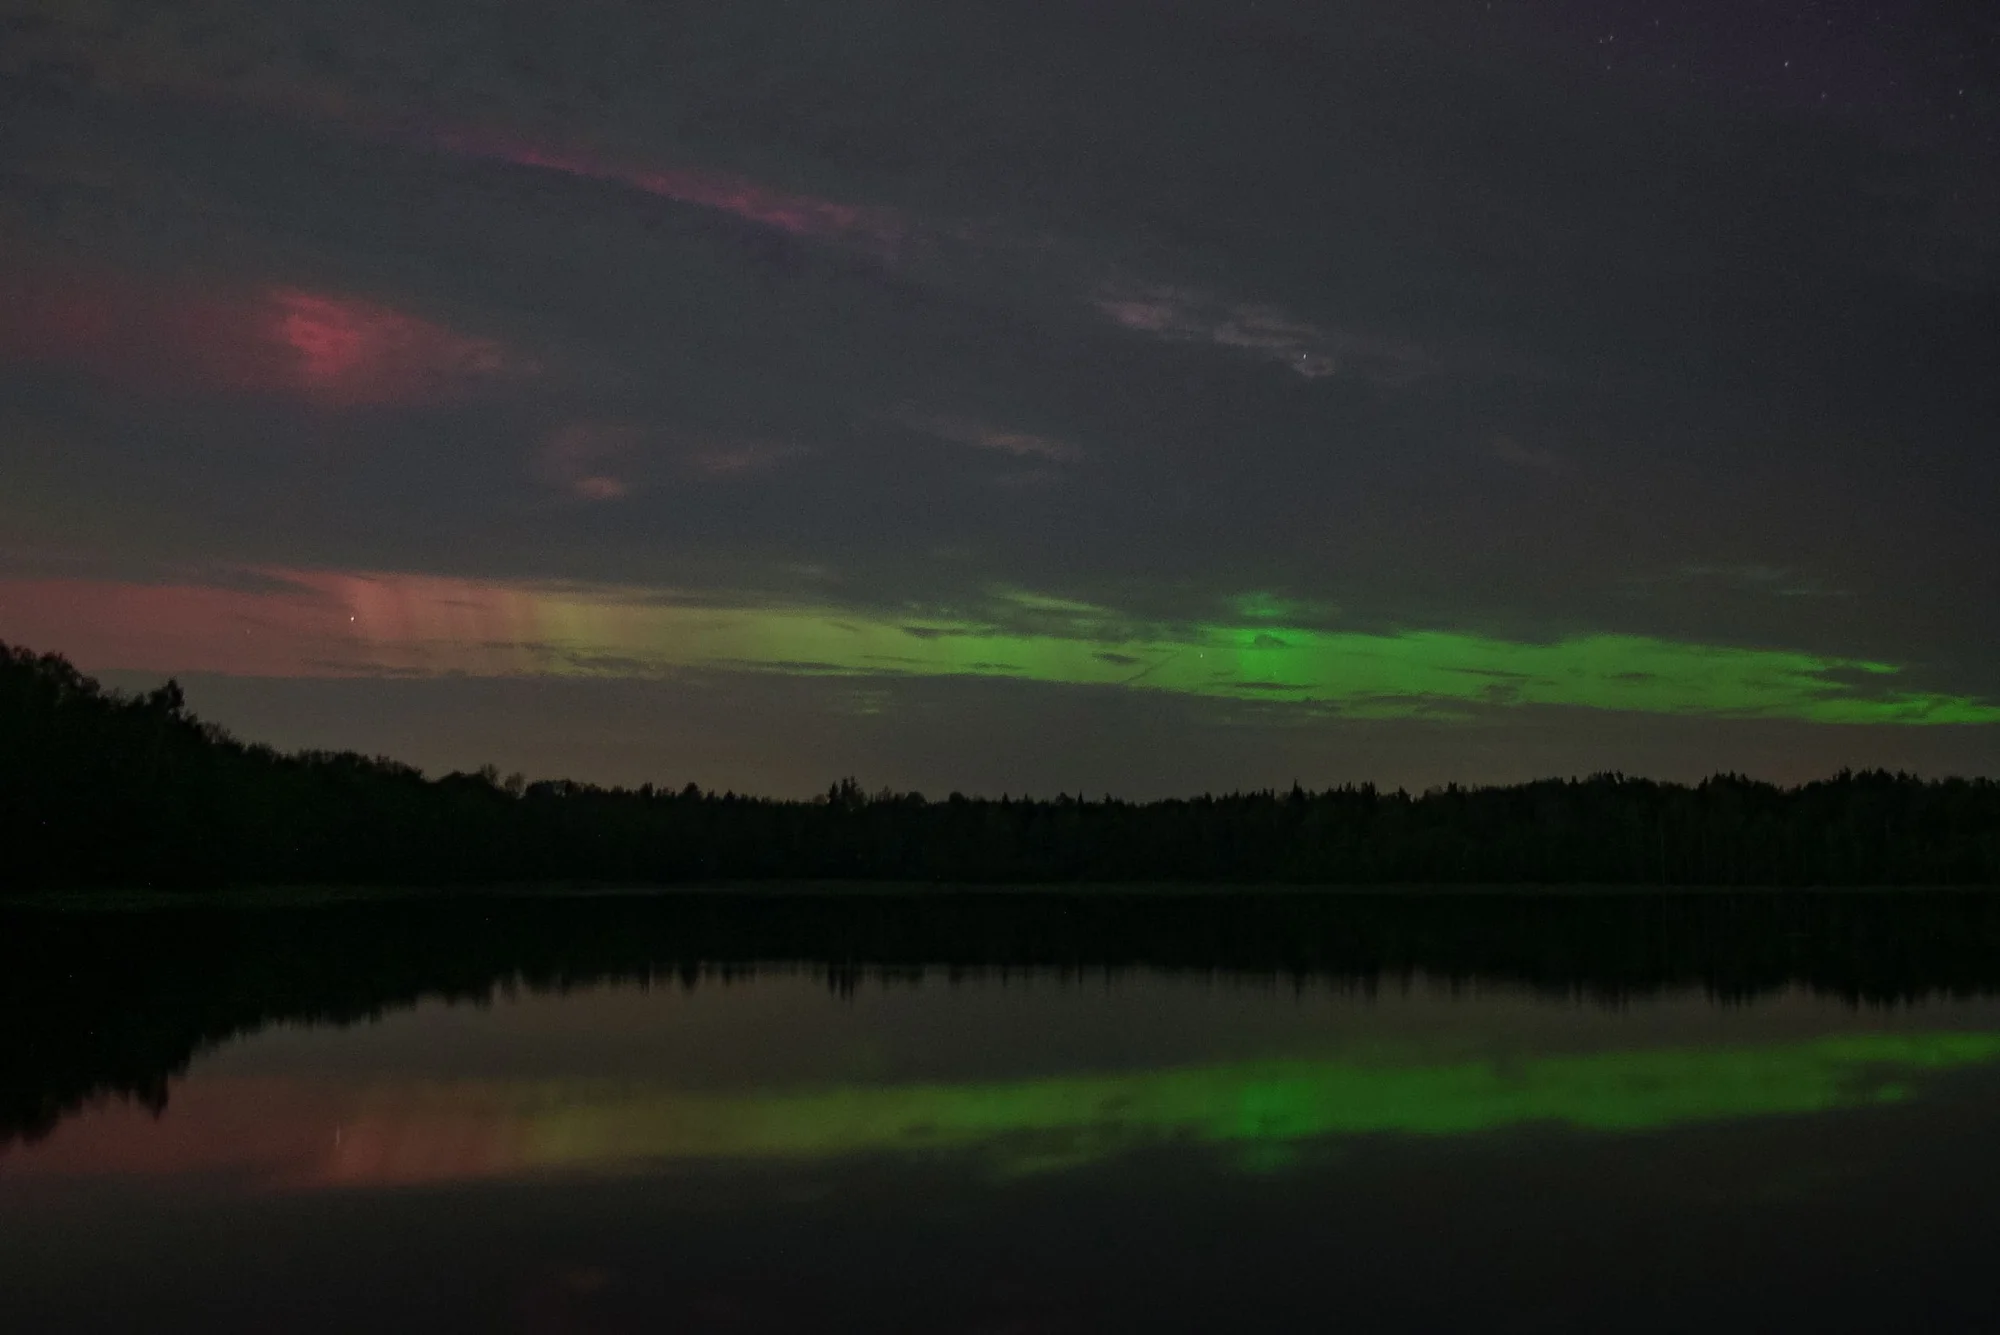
[2,1,1996,792]
[5,569,1997,726]
[8,11,2000,1327]
[361,1031,2000,1183]
[14,1026,2000,1189]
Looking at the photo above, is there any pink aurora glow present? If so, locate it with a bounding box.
[0,1075,533,1191]
[0,268,530,406]
[0,570,559,679]
[422,126,904,245]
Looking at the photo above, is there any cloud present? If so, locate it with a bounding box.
[1490,435,1559,471]
[420,126,906,248]
[1657,565,1852,599]
[536,422,643,502]
[1092,283,1431,384]
[896,410,1082,464]
[684,439,812,478]
[0,3,910,259]
[535,424,809,498]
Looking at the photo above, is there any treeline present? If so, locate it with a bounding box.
[5,641,1999,889]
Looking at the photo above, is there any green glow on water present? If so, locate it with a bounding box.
[494,1032,2000,1177]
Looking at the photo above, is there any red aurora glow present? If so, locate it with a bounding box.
[266,287,526,404]
[0,268,530,406]
[0,570,551,680]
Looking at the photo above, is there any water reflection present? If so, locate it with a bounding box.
[265,1032,2000,1185]
[8,889,2000,1149]
[8,894,2000,1334]
[9,973,2000,1188]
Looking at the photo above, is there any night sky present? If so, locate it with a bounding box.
[2,0,1996,796]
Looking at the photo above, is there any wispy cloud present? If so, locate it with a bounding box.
[418,126,907,248]
[683,438,812,478]
[536,422,642,502]
[1490,434,1560,471]
[536,423,811,497]
[0,5,907,254]
[1642,564,1853,599]
[1092,283,1432,385]
[896,410,1082,464]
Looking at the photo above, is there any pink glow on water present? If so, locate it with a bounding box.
[0,1077,532,1191]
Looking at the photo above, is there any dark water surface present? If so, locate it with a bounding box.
[5,890,2000,1333]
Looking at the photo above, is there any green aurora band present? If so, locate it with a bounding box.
[242,571,2000,723]
[509,586,2000,724]
[392,1032,2000,1178]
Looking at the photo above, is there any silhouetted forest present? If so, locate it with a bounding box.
[5,640,1999,889]
[7,889,2000,1145]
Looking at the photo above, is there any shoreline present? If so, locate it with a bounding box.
[9,881,1999,911]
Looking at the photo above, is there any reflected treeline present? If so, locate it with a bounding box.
[6,643,1999,889]
[7,889,2000,1147]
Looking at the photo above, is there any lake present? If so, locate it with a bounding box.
[5,889,2000,1332]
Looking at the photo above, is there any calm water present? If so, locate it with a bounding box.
[5,892,2000,1332]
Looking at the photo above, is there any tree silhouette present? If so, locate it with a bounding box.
[4,639,1997,892]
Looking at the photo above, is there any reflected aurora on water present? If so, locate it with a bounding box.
[296,1031,2000,1184]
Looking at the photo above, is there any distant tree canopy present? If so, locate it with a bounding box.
[4,641,1998,890]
